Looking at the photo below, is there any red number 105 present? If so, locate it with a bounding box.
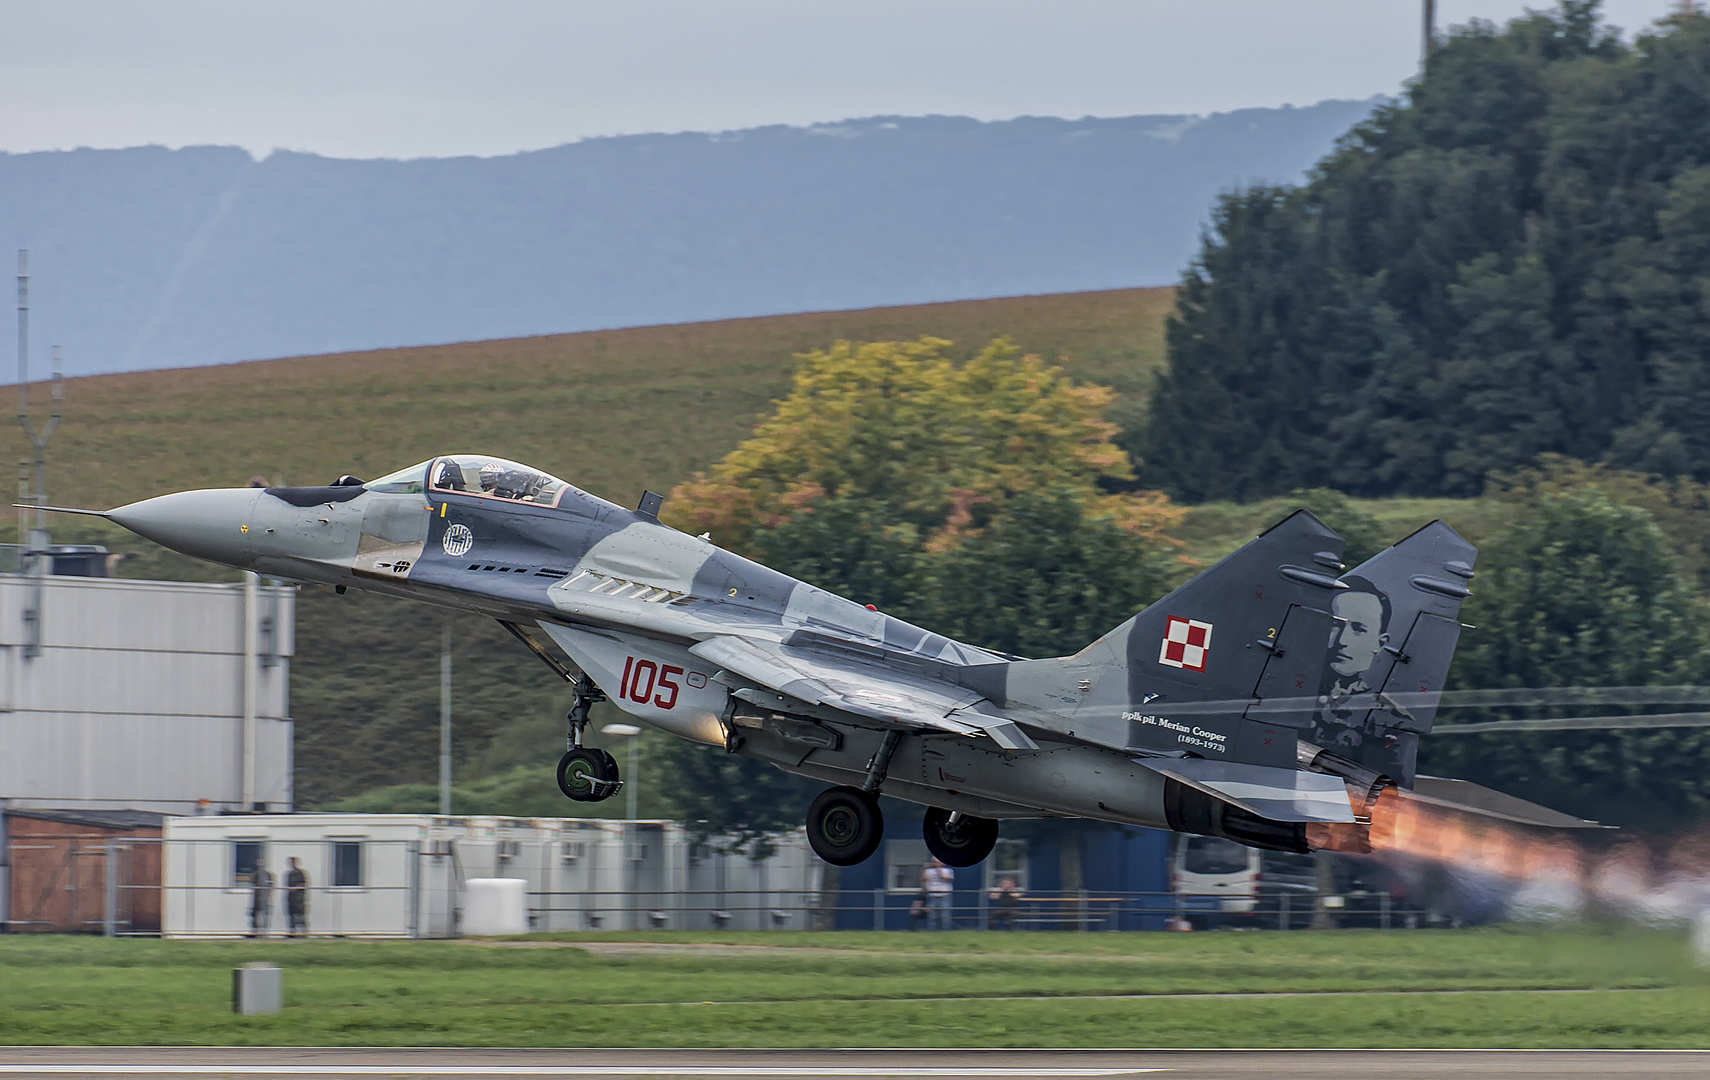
[619,656,682,709]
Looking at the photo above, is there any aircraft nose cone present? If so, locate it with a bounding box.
[107,488,262,568]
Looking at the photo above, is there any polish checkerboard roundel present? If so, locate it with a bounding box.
[1158,616,1212,672]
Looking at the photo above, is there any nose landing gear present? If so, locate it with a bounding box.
[556,677,623,803]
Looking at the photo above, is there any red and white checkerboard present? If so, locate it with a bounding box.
[1158,615,1212,672]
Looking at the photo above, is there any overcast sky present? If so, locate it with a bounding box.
[0,1,1683,161]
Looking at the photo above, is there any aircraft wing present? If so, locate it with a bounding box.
[689,634,1040,750]
[543,569,1038,749]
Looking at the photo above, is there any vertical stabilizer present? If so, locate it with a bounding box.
[1002,510,1347,765]
[1308,519,1476,787]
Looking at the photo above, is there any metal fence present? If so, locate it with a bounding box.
[4,835,1424,937]
[821,884,1420,932]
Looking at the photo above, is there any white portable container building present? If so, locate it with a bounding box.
[162,813,822,938]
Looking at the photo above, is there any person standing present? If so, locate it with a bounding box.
[249,862,274,938]
[922,857,955,931]
[988,876,1022,929]
[285,857,309,938]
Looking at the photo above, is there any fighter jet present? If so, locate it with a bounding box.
[47,455,1597,866]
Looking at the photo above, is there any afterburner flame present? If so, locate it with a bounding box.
[1370,789,1584,881]
[1307,785,1710,925]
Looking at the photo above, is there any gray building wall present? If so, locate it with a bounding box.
[0,574,294,816]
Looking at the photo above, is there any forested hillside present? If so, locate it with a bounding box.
[1142,4,1710,502]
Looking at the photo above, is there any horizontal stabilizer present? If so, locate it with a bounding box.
[1136,759,1358,824]
[1404,776,1606,829]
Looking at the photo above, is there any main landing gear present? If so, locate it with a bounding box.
[800,730,1001,868]
[556,677,623,803]
[806,787,884,866]
[922,807,999,867]
[805,728,900,865]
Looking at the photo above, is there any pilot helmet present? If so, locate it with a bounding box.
[479,461,505,491]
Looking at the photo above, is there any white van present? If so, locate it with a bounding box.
[1172,834,1259,915]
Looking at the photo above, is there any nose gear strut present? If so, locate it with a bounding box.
[566,676,606,751]
[555,675,622,803]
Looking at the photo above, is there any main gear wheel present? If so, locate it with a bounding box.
[805,786,884,866]
[922,806,999,867]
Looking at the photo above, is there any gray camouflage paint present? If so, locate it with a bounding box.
[86,455,1491,842]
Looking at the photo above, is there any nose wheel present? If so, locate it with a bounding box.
[922,806,999,867]
[556,677,622,803]
[805,786,884,866]
[556,746,621,802]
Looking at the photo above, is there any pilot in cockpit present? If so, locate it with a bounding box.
[480,461,532,500]
[427,455,567,504]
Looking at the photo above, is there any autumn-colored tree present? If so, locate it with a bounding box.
[664,336,1178,552]
[659,336,1184,853]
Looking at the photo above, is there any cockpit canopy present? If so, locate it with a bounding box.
[365,456,573,507]
[431,455,571,505]
[365,460,433,494]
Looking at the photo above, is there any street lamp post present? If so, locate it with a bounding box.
[602,723,641,820]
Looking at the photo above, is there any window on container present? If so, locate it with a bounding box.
[233,840,266,887]
[885,838,929,893]
[983,839,1030,895]
[332,841,363,887]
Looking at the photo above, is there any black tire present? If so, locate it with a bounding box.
[556,747,619,802]
[805,786,884,866]
[922,807,999,867]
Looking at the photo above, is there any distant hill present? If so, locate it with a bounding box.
[0,102,1378,376]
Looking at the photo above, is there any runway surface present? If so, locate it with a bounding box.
[2,1049,1709,1079]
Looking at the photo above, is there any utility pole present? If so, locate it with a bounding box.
[16,251,62,660]
[1421,0,1436,72]
[439,616,453,816]
[242,571,259,810]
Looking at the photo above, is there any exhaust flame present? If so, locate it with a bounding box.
[1311,788,1710,927]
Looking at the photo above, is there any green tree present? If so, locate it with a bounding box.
[1142,3,1710,500]
[1423,489,1710,828]
[661,742,823,859]
[916,487,1173,658]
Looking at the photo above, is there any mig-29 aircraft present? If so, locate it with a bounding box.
[46,454,1598,866]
